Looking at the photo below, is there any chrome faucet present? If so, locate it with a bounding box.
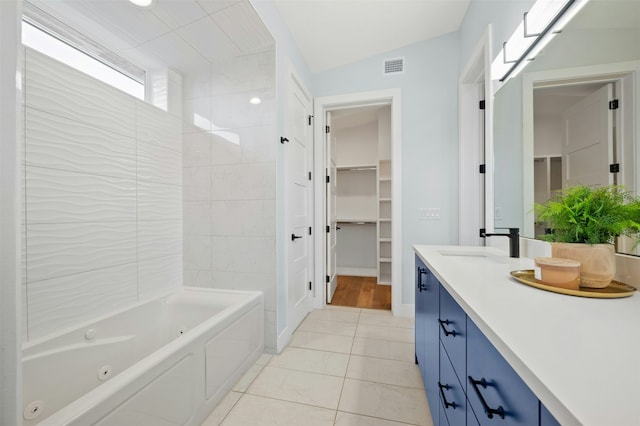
[480,228,520,258]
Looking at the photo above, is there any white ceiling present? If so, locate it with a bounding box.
[273,0,471,73]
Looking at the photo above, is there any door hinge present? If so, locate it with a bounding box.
[308,171,312,181]
[609,99,619,110]
[326,225,330,233]
[325,125,330,134]
[326,275,330,283]
[326,175,330,184]
[610,163,620,173]
[309,281,312,290]
[308,115,314,125]
[479,100,486,110]
[308,227,312,235]
[479,164,486,174]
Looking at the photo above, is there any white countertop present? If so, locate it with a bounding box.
[414,245,640,426]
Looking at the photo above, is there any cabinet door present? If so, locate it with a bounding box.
[439,286,466,385]
[415,255,427,381]
[440,342,467,426]
[466,318,539,426]
[439,398,450,426]
[415,255,440,426]
[540,402,561,426]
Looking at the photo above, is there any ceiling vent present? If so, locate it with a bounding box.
[384,57,404,75]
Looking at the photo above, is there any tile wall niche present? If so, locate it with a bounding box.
[182,34,277,350]
[22,48,183,341]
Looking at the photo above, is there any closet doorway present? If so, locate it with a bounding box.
[326,105,392,310]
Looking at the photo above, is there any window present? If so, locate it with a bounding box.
[21,20,145,100]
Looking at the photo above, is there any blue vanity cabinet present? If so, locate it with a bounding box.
[466,318,539,426]
[439,287,466,385]
[439,341,468,426]
[415,255,440,426]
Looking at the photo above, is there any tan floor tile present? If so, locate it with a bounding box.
[297,318,357,336]
[346,355,423,389]
[351,337,415,363]
[221,394,336,426]
[334,412,416,426]
[356,324,414,343]
[268,347,349,376]
[307,309,360,324]
[201,391,242,426]
[359,312,414,329]
[289,330,354,354]
[247,366,344,409]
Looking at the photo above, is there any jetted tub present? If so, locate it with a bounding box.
[22,287,264,426]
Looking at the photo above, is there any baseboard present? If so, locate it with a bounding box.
[276,326,291,354]
[393,302,414,318]
[336,267,376,277]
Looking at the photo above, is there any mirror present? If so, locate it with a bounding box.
[493,0,640,253]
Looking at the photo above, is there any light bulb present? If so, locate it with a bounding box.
[250,97,262,105]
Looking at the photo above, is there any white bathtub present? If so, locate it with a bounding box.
[22,287,264,426]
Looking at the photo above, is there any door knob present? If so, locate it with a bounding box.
[291,234,302,241]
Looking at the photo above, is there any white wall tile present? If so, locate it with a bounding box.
[28,263,138,340]
[211,130,242,165]
[211,200,274,236]
[211,163,275,200]
[136,100,183,152]
[22,285,28,341]
[232,272,276,311]
[176,16,240,62]
[183,166,212,201]
[138,180,182,221]
[183,96,213,134]
[138,254,182,301]
[182,66,213,101]
[25,49,136,138]
[150,0,208,30]
[183,269,213,287]
[264,310,277,353]
[184,234,212,270]
[26,166,136,224]
[183,132,212,167]
[211,236,275,273]
[26,222,137,283]
[138,220,182,260]
[133,31,210,76]
[137,139,183,185]
[238,125,276,164]
[196,0,241,15]
[25,108,136,179]
[210,92,275,129]
[184,200,211,235]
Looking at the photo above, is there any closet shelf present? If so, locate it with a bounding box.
[337,164,377,171]
[337,219,376,224]
[379,177,391,182]
[379,218,392,222]
[379,198,391,202]
[379,238,392,242]
[379,258,392,263]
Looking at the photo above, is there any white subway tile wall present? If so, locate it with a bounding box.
[22,48,182,340]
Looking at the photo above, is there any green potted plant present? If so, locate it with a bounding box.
[534,185,640,288]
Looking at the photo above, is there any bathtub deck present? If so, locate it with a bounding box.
[202,306,427,426]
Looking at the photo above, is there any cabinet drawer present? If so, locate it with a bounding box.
[439,342,467,426]
[439,286,466,383]
[466,318,539,426]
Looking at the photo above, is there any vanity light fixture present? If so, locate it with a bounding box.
[492,0,589,84]
[128,0,154,8]
[249,96,262,105]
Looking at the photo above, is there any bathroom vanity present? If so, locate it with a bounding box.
[414,245,640,426]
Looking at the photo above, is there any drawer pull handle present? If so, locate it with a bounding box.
[438,382,457,409]
[468,376,505,419]
[417,267,427,292]
[438,319,457,337]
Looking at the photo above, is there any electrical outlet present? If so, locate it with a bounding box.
[419,208,441,220]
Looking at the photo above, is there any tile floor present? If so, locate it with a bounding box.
[201,305,433,426]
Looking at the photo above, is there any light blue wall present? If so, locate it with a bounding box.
[314,34,461,305]
[250,0,313,336]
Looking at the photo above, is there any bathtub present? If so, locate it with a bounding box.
[22,287,264,426]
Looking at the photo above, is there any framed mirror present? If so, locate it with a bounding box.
[493,0,640,254]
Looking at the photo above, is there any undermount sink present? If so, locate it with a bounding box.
[438,250,509,264]
[438,251,489,258]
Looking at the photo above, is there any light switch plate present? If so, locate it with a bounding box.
[419,208,440,220]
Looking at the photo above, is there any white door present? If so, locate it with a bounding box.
[287,72,313,331]
[325,112,338,303]
[561,83,614,188]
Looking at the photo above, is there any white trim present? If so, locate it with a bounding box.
[0,1,22,424]
[276,326,291,354]
[522,60,640,237]
[459,26,493,242]
[313,89,403,316]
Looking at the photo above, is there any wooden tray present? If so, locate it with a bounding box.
[510,270,637,298]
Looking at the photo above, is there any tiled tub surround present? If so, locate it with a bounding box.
[182,32,277,351]
[22,288,263,426]
[22,48,183,340]
[201,306,430,426]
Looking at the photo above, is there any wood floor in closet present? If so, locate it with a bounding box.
[329,275,391,310]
